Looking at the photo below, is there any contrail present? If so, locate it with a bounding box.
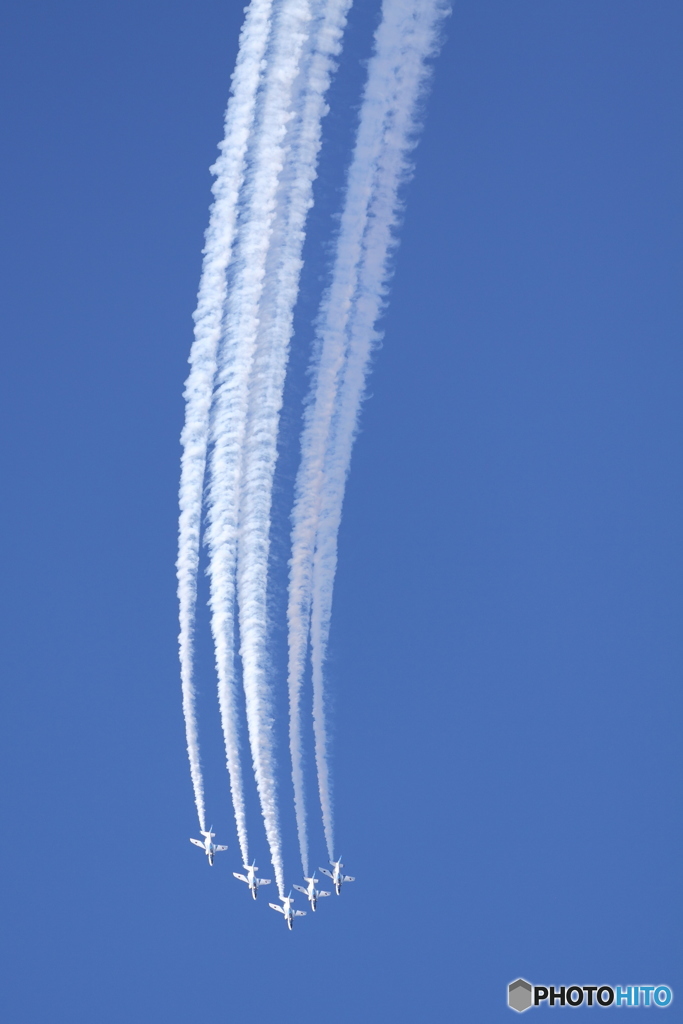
[178,0,274,850]
[236,0,356,882]
[208,0,324,898]
[290,0,450,861]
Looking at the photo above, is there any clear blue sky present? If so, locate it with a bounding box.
[0,2,680,1021]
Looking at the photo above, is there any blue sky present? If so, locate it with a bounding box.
[0,2,680,1021]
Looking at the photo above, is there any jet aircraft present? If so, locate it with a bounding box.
[319,858,355,895]
[189,829,228,866]
[293,876,331,911]
[269,893,306,930]
[233,862,271,899]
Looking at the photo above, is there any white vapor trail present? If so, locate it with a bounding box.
[208,0,335,898]
[178,0,274,852]
[244,0,355,881]
[290,0,450,861]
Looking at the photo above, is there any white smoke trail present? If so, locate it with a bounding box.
[208,0,329,898]
[291,0,450,861]
[235,0,355,882]
[177,0,274,840]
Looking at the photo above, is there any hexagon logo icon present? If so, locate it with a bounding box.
[508,978,533,1012]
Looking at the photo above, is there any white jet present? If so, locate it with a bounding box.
[189,829,228,866]
[319,857,355,896]
[233,862,271,900]
[269,893,307,931]
[293,876,331,912]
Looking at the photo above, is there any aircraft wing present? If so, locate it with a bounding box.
[293,910,307,917]
[317,890,331,897]
[269,903,284,914]
[233,873,248,883]
[292,885,307,894]
[257,878,271,885]
[319,868,333,879]
[189,838,204,848]
[343,876,355,882]
[215,845,228,852]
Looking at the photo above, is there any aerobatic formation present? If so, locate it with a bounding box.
[177,0,449,928]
